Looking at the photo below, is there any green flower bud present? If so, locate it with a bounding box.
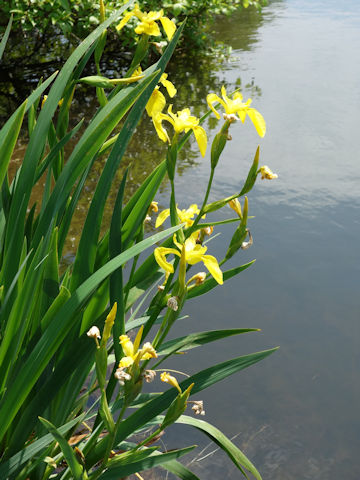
[160,383,194,430]
[239,145,260,196]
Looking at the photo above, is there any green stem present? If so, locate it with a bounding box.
[190,168,215,233]
[93,402,127,479]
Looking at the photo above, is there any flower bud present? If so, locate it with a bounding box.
[211,131,228,170]
[160,383,194,430]
[240,146,260,196]
[78,75,114,88]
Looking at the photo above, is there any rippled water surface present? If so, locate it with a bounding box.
[154,1,360,478]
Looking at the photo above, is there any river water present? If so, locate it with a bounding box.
[5,0,360,478]
[151,1,360,478]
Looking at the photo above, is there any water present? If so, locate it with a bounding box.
[152,1,360,478]
[5,0,360,477]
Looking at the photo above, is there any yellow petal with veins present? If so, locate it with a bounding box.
[152,113,170,143]
[133,325,144,354]
[135,21,159,36]
[192,125,207,157]
[247,109,266,137]
[202,255,223,284]
[119,335,134,357]
[155,208,170,228]
[116,10,134,31]
[146,88,166,117]
[206,93,222,119]
[119,356,134,368]
[154,247,180,273]
[160,16,176,40]
[160,73,177,98]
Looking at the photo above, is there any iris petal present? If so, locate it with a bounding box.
[192,125,207,157]
[202,255,223,284]
[247,109,266,137]
[160,16,176,40]
[155,208,170,228]
[154,247,180,273]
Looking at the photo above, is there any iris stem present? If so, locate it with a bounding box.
[191,167,215,233]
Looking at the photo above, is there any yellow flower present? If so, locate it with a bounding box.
[146,72,177,118]
[152,105,207,157]
[260,165,278,180]
[116,4,176,40]
[207,86,266,137]
[119,326,157,368]
[154,232,223,285]
[155,204,200,228]
[160,372,182,393]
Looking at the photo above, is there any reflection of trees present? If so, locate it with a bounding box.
[0,2,283,121]
[211,0,285,52]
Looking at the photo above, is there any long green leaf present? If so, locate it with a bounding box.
[34,70,160,256]
[98,446,196,480]
[39,417,86,480]
[0,224,182,442]
[161,459,201,480]
[2,2,133,292]
[0,100,27,189]
[187,261,256,299]
[70,22,184,291]
[86,348,277,467]
[121,162,168,250]
[176,415,262,480]
[157,328,259,357]
[35,119,84,182]
[0,71,57,154]
[8,327,92,453]
[0,15,12,60]
[0,415,85,478]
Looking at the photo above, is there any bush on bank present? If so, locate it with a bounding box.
[0,0,268,50]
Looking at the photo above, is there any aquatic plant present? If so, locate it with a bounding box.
[0,3,277,479]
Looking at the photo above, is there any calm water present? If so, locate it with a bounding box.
[152,1,360,478]
[6,0,360,477]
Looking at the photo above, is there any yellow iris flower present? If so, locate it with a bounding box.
[119,326,157,368]
[207,86,266,138]
[152,105,207,157]
[146,73,177,118]
[154,232,223,285]
[116,4,176,40]
[155,204,200,228]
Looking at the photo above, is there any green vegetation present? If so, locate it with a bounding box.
[0,0,268,50]
[0,3,277,479]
